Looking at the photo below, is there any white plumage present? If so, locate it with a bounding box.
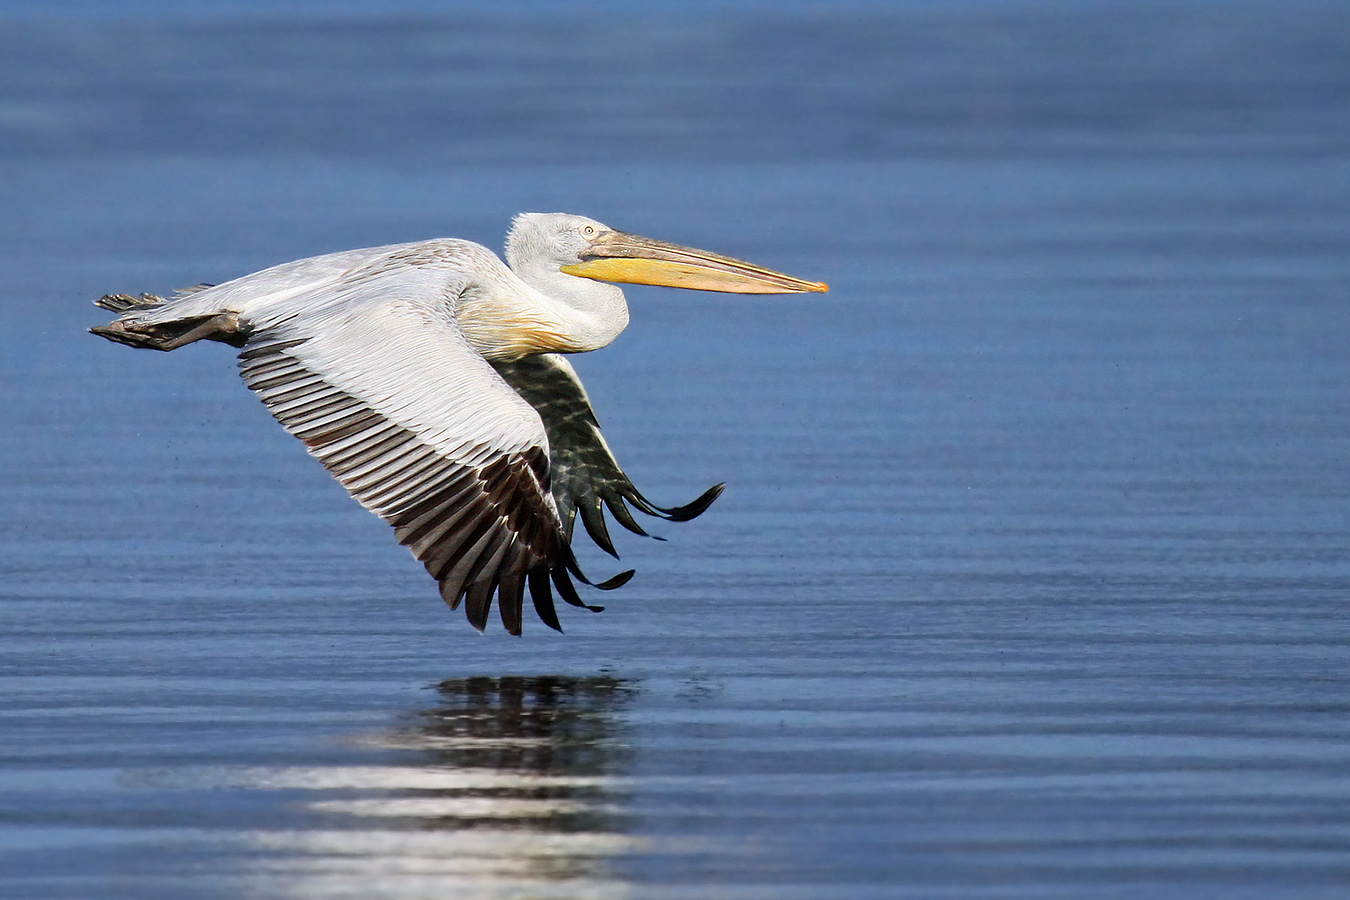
[92,213,826,634]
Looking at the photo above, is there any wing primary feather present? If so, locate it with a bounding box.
[459,524,514,600]
[438,572,464,610]
[464,534,514,630]
[434,522,500,611]
[551,567,604,612]
[577,499,618,558]
[602,495,650,537]
[495,545,529,635]
[593,569,636,591]
[625,482,726,522]
[464,578,496,631]
[400,472,484,527]
[392,475,480,548]
[393,468,479,527]
[551,538,631,594]
[424,506,497,581]
[528,567,563,632]
[401,488,486,559]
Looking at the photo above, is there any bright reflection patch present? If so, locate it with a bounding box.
[216,677,642,899]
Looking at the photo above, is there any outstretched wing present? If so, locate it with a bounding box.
[235,260,624,635]
[490,353,723,558]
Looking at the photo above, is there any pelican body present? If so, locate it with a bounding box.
[91,213,827,634]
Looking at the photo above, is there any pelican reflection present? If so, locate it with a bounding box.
[240,675,639,898]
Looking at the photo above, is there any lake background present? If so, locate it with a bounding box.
[2,1,1348,897]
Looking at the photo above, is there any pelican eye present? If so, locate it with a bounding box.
[580,224,598,238]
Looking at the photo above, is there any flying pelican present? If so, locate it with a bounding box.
[91,213,827,634]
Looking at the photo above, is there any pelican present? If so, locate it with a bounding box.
[91,213,827,634]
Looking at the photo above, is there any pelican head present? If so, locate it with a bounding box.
[507,212,828,295]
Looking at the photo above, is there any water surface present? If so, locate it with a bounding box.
[2,2,1349,897]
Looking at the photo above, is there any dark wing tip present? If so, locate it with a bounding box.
[660,482,725,522]
[577,499,619,558]
[604,495,650,538]
[497,567,527,636]
[551,567,605,612]
[594,569,635,591]
[615,481,725,527]
[528,567,564,632]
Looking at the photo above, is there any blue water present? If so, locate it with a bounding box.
[2,2,1349,897]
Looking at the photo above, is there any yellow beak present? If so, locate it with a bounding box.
[560,231,828,294]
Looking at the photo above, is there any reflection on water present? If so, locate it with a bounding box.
[238,676,640,899]
[406,675,633,782]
